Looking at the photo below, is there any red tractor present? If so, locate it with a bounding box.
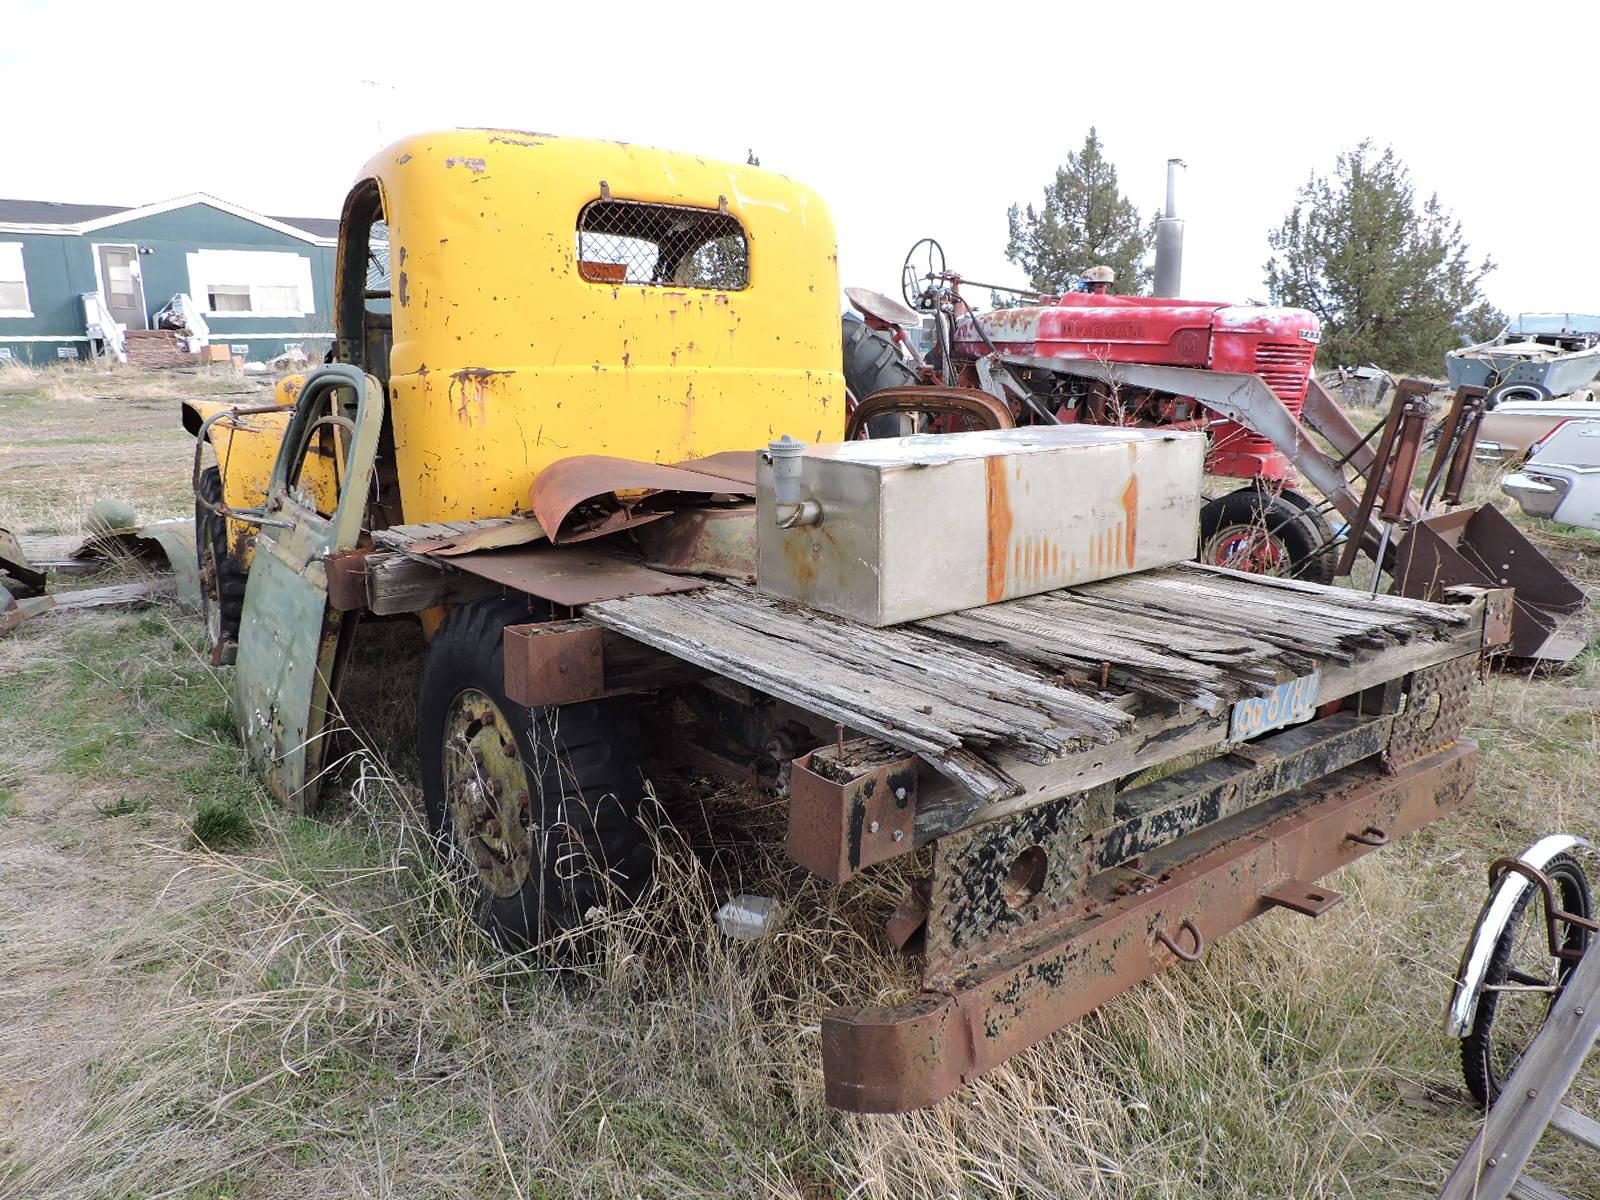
[842,238,1338,582]
[842,236,1584,661]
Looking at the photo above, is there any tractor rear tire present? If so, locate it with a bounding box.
[1198,488,1337,585]
[195,466,247,656]
[417,596,655,946]
[842,316,919,437]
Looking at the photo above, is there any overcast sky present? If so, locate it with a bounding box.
[5,0,1595,319]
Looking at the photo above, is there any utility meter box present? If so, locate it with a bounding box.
[756,426,1204,626]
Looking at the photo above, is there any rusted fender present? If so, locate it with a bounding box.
[0,527,47,597]
[529,455,755,543]
[70,515,201,611]
[844,385,1014,440]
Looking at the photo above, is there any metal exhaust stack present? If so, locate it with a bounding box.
[1152,158,1185,298]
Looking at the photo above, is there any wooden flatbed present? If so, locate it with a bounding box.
[583,561,1482,816]
[333,517,1500,1112]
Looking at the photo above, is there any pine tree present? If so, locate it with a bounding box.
[1265,142,1496,373]
[1005,128,1154,296]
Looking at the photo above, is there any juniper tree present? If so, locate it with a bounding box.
[1265,141,1496,373]
[1005,128,1154,297]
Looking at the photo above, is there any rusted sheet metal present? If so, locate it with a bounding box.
[0,527,47,596]
[821,741,1477,1112]
[1091,709,1393,871]
[444,544,704,607]
[924,782,1110,989]
[923,709,1394,989]
[528,455,754,543]
[842,385,1015,440]
[405,517,547,556]
[324,549,371,612]
[1481,587,1515,649]
[1384,653,1474,769]
[672,450,758,488]
[633,504,757,581]
[503,619,605,707]
[1261,879,1344,916]
[788,740,920,883]
[1392,506,1585,661]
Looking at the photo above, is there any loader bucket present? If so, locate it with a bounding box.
[1390,505,1588,661]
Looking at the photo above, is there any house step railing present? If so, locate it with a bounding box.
[80,292,125,363]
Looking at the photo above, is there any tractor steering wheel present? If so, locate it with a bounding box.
[901,238,946,312]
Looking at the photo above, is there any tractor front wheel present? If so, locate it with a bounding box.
[417,596,655,945]
[1198,488,1337,584]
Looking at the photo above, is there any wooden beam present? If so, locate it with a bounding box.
[364,551,498,615]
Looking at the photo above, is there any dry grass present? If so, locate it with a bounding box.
[0,363,1597,1198]
[0,360,267,536]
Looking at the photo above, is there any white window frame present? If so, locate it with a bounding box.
[185,249,316,318]
[0,242,33,318]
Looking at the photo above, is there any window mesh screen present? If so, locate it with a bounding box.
[577,200,748,290]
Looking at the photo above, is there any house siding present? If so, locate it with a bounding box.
[0,202,337,365]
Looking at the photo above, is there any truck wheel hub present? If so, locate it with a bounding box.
[443,690,533,898]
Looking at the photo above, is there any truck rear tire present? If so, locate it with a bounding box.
[195,466,247,655]
[842,315,919,437]
[417,596,654,945]
[1198,488,1337,584]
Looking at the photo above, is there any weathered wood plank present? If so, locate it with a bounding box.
[1547,1103,1600,1152]
[586,593,1021,801]
[1180,560,1473,623]
[1509,1177,1570,1200]
[917,607,1485,836]
[364,551,499,615]
[672,586,1130,749]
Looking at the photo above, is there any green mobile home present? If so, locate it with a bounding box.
[0,193,339,365]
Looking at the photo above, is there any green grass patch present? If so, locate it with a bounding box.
[189,795,254,850]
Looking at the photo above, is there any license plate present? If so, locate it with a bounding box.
[1230,673,1320,742]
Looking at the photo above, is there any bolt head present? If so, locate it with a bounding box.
[1527,1088,1539,1099]
[894,786,907,801]
[868,820,879,834]
[892,829,904,842]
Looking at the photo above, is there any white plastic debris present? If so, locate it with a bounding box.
[716,893,782,941]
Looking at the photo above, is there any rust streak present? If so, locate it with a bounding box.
[985,457,1013,603]
[1121,474,1140,568]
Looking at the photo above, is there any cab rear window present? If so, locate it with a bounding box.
[577,199,749,290]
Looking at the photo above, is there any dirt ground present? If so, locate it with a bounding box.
[2,362,1598,1199]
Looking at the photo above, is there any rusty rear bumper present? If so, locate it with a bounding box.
[821,740,1476,1112]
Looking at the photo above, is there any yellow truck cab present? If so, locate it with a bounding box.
[187,129,843,591]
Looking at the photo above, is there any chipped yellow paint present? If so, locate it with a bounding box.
[363,130,845,523]
[186,373,340,561]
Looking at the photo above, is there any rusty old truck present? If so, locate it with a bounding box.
[183,129,1505,1112]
